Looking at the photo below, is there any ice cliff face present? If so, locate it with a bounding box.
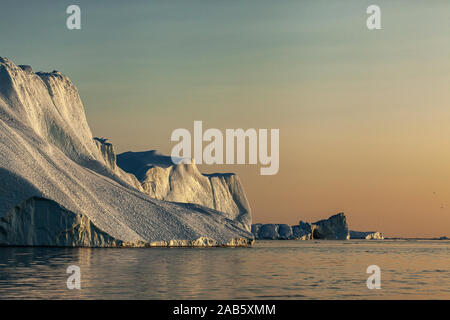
[0,57,253,247]
[312,213,350,240]
[0,197,125,247]
[94,138,116,171]
[92,137,143,190]
[116,151,252,231]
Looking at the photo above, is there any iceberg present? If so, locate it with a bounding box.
[311,213,350,240]
[251,213,350,240]
[0,57,253,247]
[349,230,384,240]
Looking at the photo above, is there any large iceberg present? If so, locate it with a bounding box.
[0,57,253,247]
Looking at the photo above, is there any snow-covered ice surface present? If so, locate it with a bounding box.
[117,150,252,231]
[0,57,253,247]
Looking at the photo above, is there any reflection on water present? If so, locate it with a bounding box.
[0,240,449,299]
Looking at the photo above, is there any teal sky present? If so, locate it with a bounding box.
[2,1,450,237]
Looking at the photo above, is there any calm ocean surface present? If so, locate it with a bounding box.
[0,240,448,299]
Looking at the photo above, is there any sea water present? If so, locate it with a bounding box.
[0,240,448,299]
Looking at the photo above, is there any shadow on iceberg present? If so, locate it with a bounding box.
[0,196,128,247]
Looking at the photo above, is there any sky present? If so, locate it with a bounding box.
[1,0,450,237]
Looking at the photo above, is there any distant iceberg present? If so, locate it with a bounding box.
[349,230,384,240]
[252,213,383,240]
[0,57,253,247]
